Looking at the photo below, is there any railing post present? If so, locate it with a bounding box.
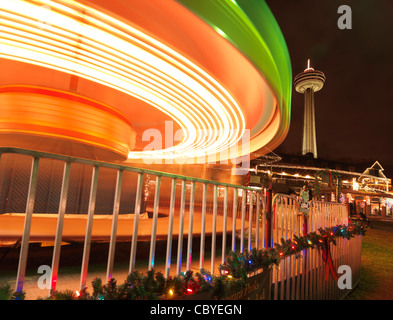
[231,188,237,251]
[303,199,309,300]
[148,176,161,271]
[248,191,253,252]
[221,186,228,265]
[199,183,207,271]
[80,166,99,290]
[266,188,273,248]
[129,173,144,274]
[211,185,218,274]
[50,161,71,294]
[186,181,195,271]
[176,180,186,275]
[255,192,260,250]
[15,156,39,293]
[240,189,246,253]
[164,178,176,278]
[106,169,123,282]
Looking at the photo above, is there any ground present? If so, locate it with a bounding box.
[346,220,393,300]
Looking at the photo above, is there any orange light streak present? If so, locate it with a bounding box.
[0,0,246,162]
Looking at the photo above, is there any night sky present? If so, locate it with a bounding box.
[265,0,393,177]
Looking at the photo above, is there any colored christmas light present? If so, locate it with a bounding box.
[36,220,368,300]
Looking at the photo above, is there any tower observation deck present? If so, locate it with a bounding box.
[294,60,326,158]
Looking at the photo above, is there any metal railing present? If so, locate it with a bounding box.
[0,148,362,299]
[0,147,265,294]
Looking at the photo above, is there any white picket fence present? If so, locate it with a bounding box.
[271,194,362,300]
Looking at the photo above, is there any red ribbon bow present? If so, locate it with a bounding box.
[321,238,338,282]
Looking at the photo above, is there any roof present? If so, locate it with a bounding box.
[362,161,387,179]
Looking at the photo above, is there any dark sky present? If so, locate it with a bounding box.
[265,0,393,177]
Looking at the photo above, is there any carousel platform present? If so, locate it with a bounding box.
[0,210,248,243]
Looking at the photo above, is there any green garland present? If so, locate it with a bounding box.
[6,220,367,300]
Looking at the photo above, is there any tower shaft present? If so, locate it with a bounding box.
[302,88,317,158]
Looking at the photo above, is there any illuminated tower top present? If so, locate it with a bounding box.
[294,59,326,93]
[294,60,326,158]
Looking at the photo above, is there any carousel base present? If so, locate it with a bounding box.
[0,210,247,243]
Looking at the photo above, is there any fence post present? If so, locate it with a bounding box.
[148,176,161,271]
[176,180,187,275]
[199,183,207,271]
[164,178,177,278]
[15,156,40,293]
[231,188,237,251]
[106,169,123,282]
[266,188,273,248]
[50,161,71,294]
[80,166,99,291]
[186,181,195,271]
[129,173,144,274]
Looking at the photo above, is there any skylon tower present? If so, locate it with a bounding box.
[294,60,326,158]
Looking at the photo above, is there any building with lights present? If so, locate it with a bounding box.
[250,152,393,219]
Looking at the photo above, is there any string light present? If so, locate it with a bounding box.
[37,221,367,300]
[221,269,229,276]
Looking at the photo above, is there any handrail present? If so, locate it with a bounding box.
[0,147,261,192]
[272,193,298,203]
[310,200,346,206]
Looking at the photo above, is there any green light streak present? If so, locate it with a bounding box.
[176,0,292,149]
